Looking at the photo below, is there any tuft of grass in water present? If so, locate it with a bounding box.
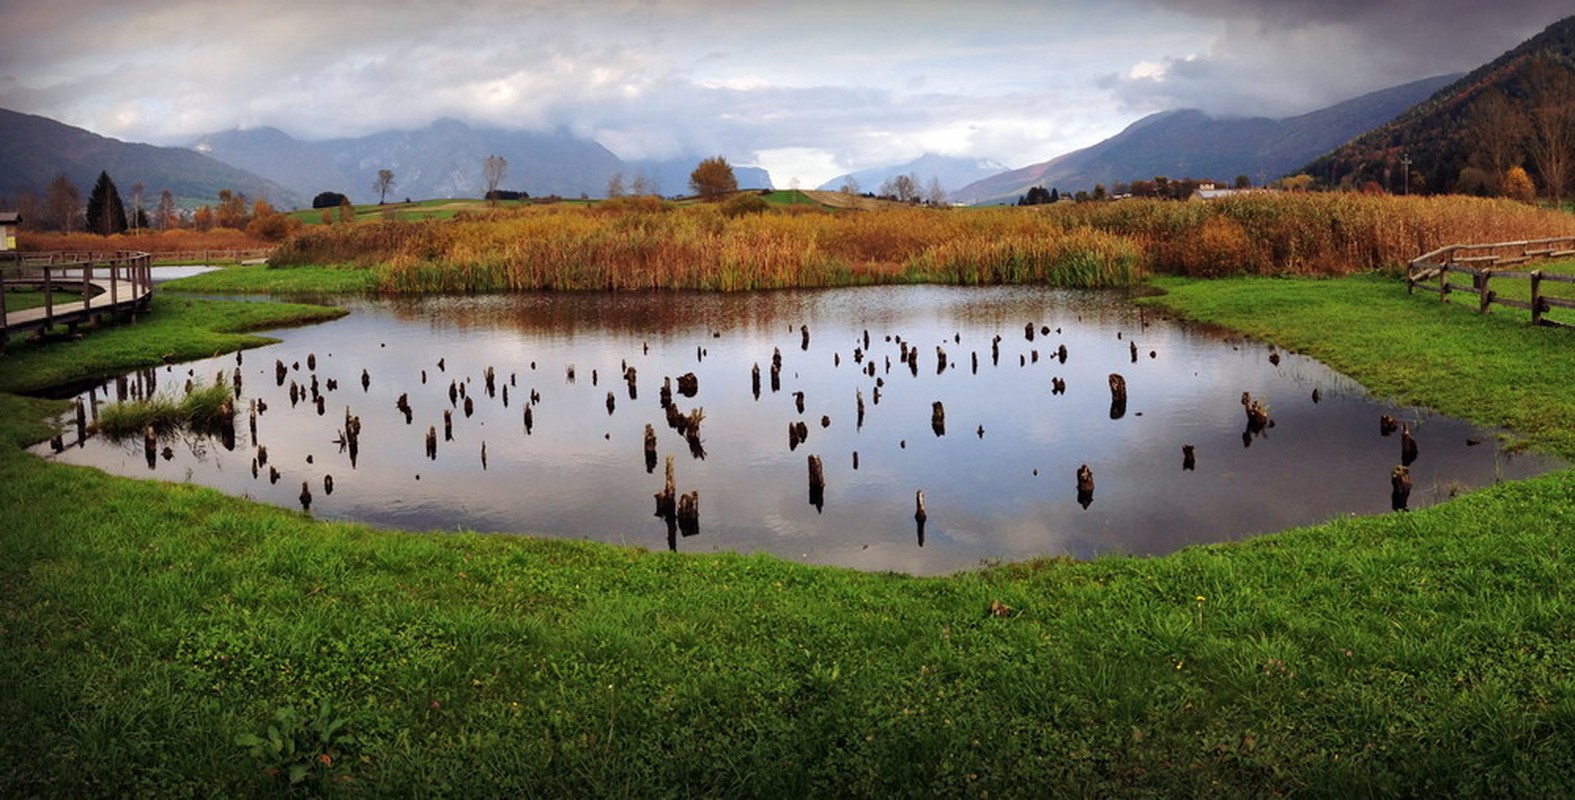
[95,382,234,440]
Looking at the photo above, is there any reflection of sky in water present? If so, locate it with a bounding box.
[36,286,1562,575]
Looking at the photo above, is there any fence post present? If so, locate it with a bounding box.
[1478,270,1492,314]
[1531,269,1544,326]
[1438,263,1449,303]
[43,266,53,327]
[82,262,92,311]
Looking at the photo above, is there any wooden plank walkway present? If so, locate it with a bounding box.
[1,252,154,351]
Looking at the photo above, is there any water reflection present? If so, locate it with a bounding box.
[35,285,1562,575]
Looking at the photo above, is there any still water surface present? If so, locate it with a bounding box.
[36,286,1559,574]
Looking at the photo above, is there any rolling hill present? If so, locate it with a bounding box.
[951,74,1458,205]
[0,108,302,209]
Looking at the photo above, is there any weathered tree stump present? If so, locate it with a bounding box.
[324,474,334,495]
[299,481,312,511]
[425,426,438,460]
[275,359,288,387]
[444,409,454,441]
[644,424,658,473]
[807,454,825,512]
[463,395,474,418]
[751,364,761,400]
[1051,376,1066,395]
[856,390,866,429]
[484,366,496,397]
[1400,424,1418,466]
[936,346,948,374]
[256,444,269,467]
[677,372,699,398]
[931,401,946,437]
[1024,322,1035,341]
[307,353,317,371]
[448,380,458,407]
[606,391,616,416]
[1108,373,1128,420]
[361,368,370,392]
[654,456,677,519]
[1076,464,1095,509]
[677,490,700,537]
[1391,465,1411,511]
[801,324,810,351]
[1130,340,1138,363]
[1380,414,1398,436]
[1241,391,1269,433]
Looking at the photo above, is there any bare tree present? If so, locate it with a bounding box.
[925,176,947,206]
[373,169,396,205]
[1463,90,1528,196]
[881,173,920,203]
[606,171,626,198]
[839,176,860,195]
[1525,60,1575,204]
[45,172,82,232]
[155,189,178,231]
[129,182,146,232]
[482,155,508,206]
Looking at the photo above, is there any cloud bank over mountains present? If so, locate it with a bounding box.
[1,1,1566,187]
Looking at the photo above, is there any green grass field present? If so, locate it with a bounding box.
[2,274,1574,795]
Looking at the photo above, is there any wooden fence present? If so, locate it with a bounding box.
[1407,236,1575,328]
[149,248,275,264]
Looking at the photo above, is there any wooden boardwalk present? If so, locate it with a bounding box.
[1,251,154,350]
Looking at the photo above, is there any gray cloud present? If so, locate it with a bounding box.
[1115,0,1572,116]
[2,1,1570,185]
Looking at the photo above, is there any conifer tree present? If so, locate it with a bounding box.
[85,171,128,235]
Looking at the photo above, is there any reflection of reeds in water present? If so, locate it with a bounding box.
[96,382,234,439]
[270,193,1575,291]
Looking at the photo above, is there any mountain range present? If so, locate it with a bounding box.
[950,74,1459,205]
[192,120,775,205]
[817,154,1009,196]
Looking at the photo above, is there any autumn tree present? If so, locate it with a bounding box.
[246,198,298,241]
[1504,166,1538,203]
[338,197,355,224]
[482,155,508,206]
[373,169,396,205]
[45,172,82,232]
[193,205,214,232]
[689,156,738,200]
[214,189,249,229]
[85,171,128,235]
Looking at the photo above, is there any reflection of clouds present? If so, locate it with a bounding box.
[36,286,1565,577]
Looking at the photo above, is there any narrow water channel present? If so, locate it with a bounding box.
[34,286,1559,574]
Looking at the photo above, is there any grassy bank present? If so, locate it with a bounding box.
[0,295,347,394]
[3,278,1575,795]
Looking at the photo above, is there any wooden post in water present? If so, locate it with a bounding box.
[807,454,825,512]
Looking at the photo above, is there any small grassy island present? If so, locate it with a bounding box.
[4,192,1575,796]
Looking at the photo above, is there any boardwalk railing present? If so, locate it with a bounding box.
[1,251,154,350]
[1407,236,1575,328]
[150,248,275,265]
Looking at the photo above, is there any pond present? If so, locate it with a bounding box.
[33,285,1561,575]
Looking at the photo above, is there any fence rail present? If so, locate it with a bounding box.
[1406,236,1575,328]
[149,248,275,264]
[1,251,154,350]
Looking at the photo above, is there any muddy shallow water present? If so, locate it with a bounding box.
[35,286,1560,575]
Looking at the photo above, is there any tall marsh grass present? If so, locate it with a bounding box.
[269,192,1575,291]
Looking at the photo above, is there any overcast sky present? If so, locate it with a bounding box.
[1,1,1568,187]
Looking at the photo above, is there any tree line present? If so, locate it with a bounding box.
[3,170,299,240]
